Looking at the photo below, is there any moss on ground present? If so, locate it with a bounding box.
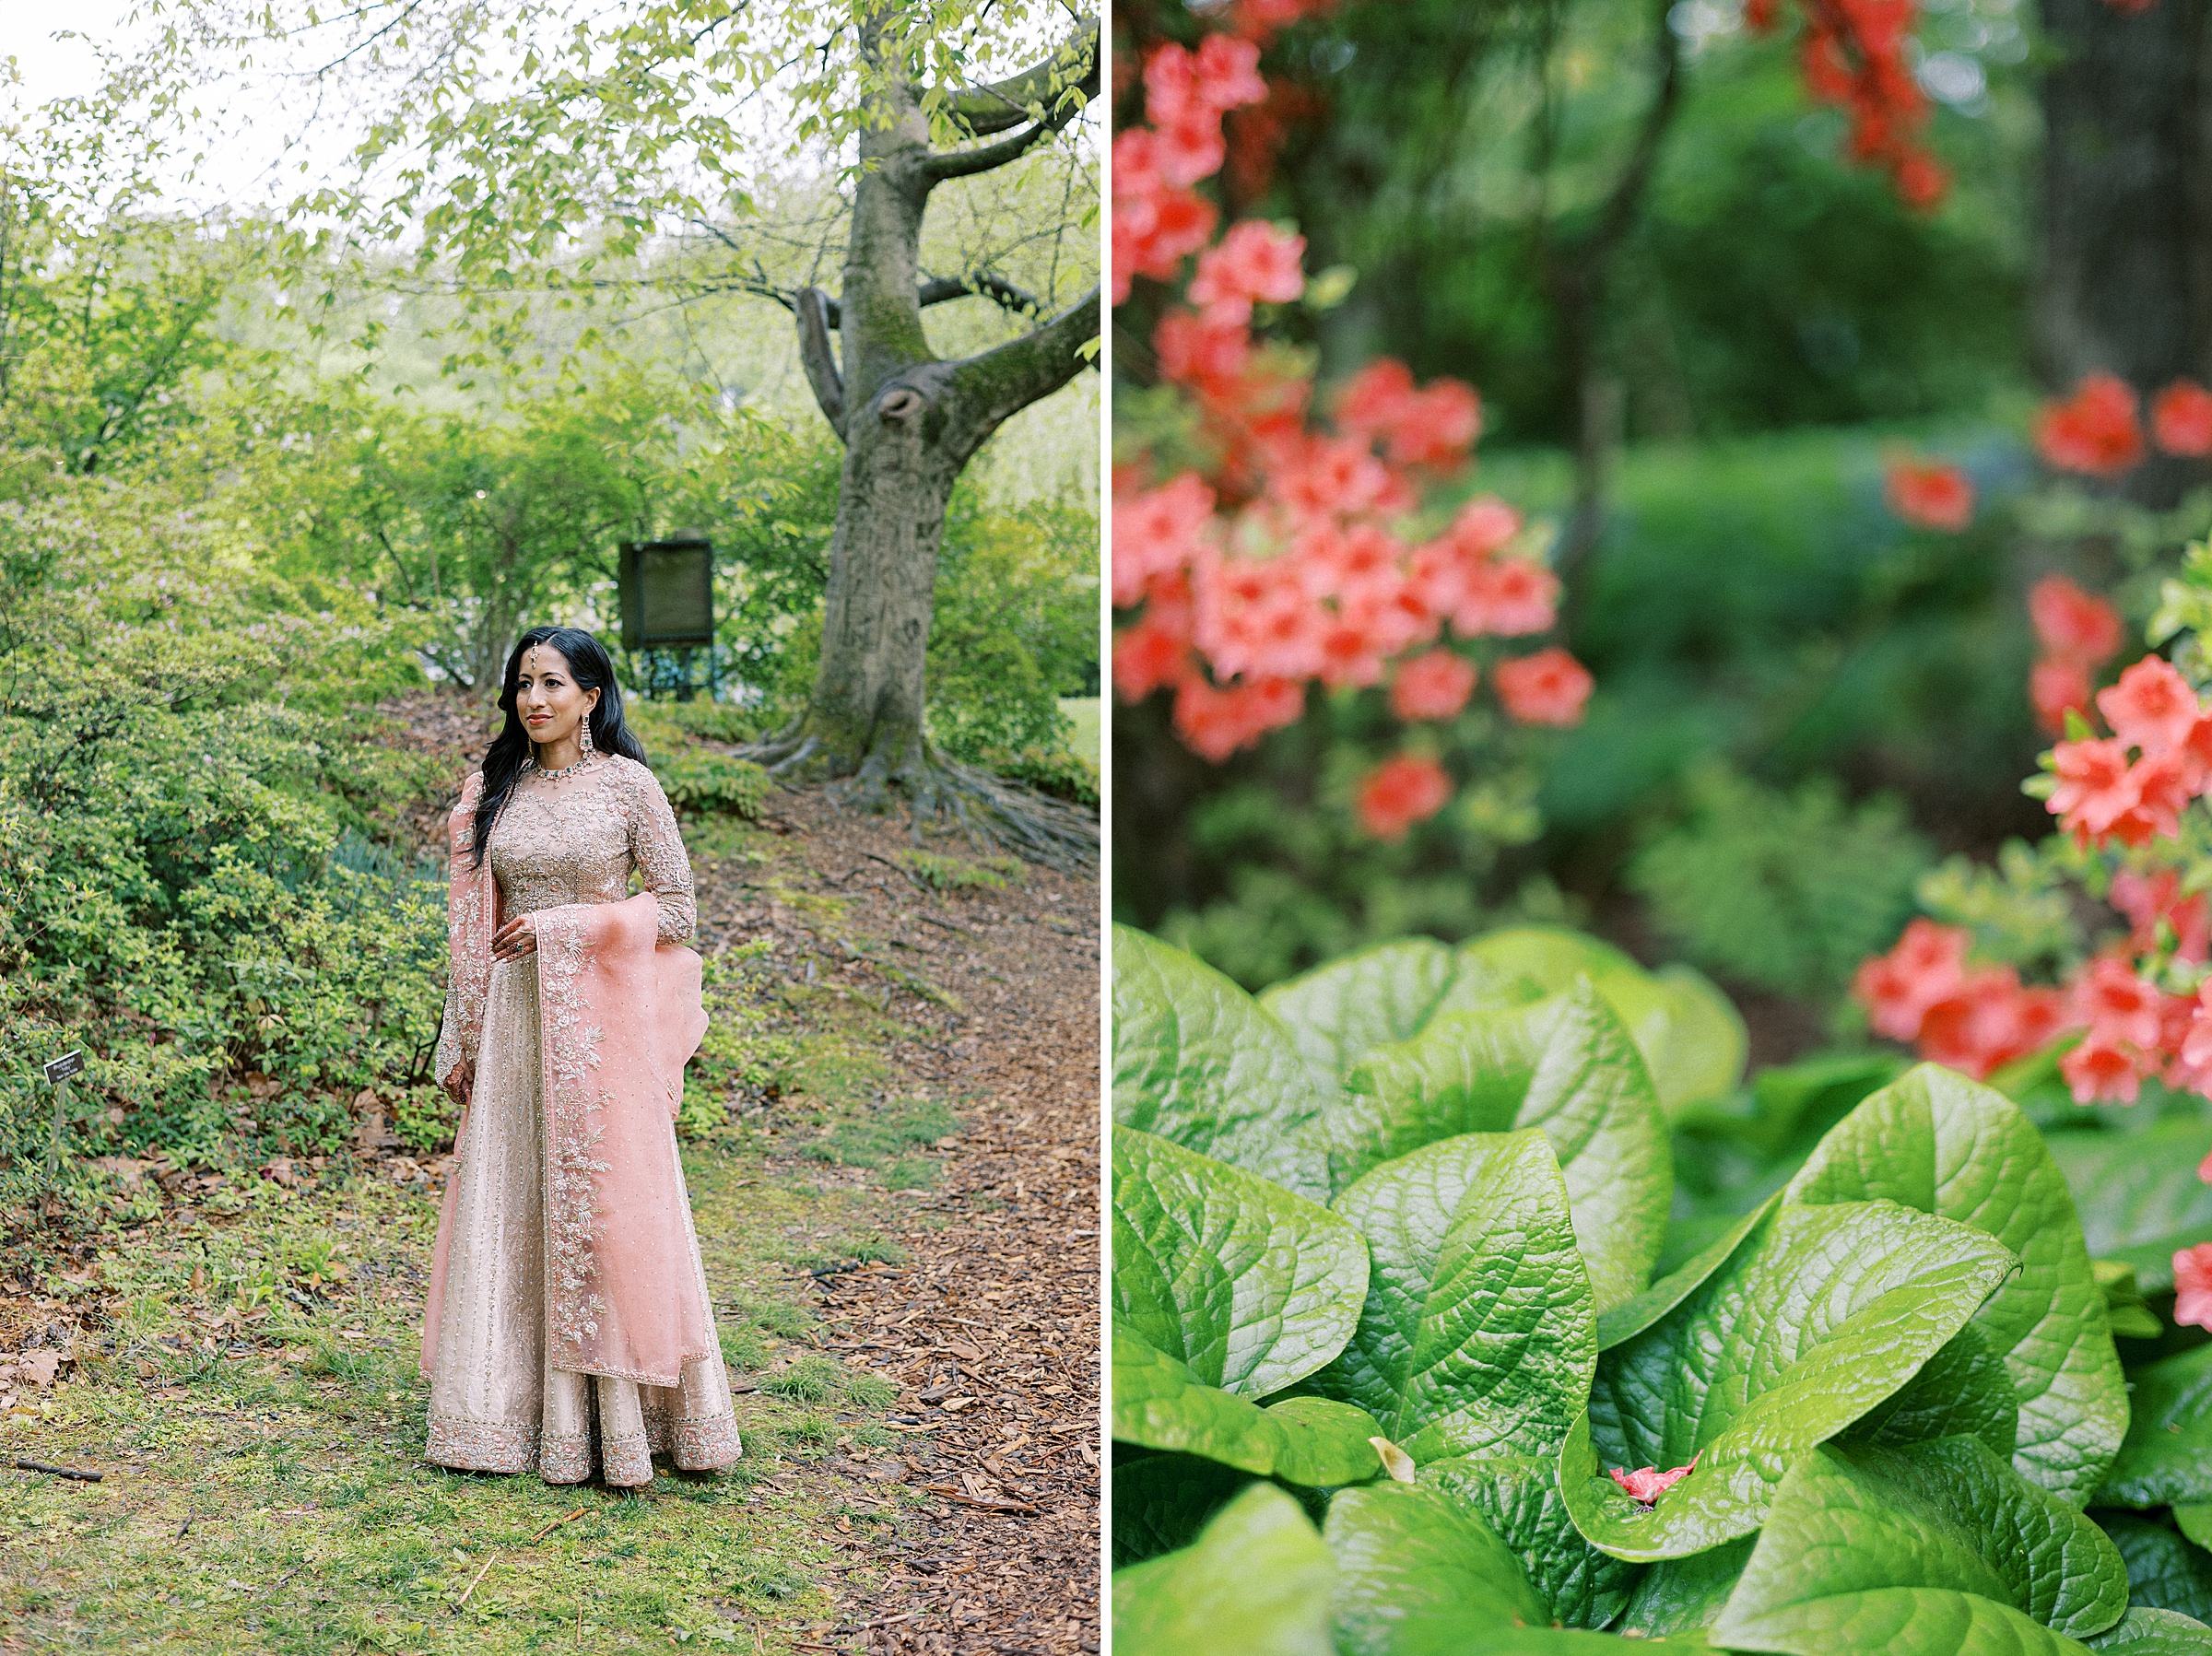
[1,938,959,1653]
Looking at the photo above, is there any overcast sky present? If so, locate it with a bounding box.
[6,1,359,210]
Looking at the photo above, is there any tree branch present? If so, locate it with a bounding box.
[943,285,1100,466]
[935,15,1100,136]
[918,272,1045,317]
[725,271,1046,326]
[795,286,846,440]
[923,117,1072,183]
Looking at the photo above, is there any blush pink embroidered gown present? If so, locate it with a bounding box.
[423,752,741,1486]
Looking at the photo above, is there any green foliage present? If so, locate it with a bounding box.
[1312,1132,1596,1464]
[1915,840,2085,977]
[1128,690,1558,992]
[652,751,770,820]
[1710,1439,2127,1652]
[1114,1127,1371,1398]
[1113,1483,1337,1656]
[1106,927,2194,1651]
[1783,1065,2126,1506]
[687,941,804,1109]
[0,183,267,477]
[0,448,451,1192]
[1629,761,1935,1010]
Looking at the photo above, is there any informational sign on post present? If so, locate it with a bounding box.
[44,1049,84,1179]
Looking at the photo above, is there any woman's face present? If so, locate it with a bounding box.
[514,643,601,752]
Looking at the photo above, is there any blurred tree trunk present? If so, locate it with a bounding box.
[2037,0,2212,503]
[1539,0,1681,624]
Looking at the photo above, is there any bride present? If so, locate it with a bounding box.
[419,625,742,1486]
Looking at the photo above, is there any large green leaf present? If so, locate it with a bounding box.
[1783,1064,2126,1505]
[1111,1453,1257,1570]
[1112,926,1333,1199]
[2101,1516,2212,1624]
[1260,938,1462,1080]
[1421,1453,1642,1631]
[1329,986,1671,1312]
[2047,1121,2212,1292]
[1712,1439,2128,1652]
[1595,1194,1780,1351]
[1112,1325,1386,1486]
[1324,1482,1553,1655]
[1846,1315,2019,1463]
[1560,1200,2018,1559]
[1310,1131,1596,1464]
[1453,926,1748,1110]
[1614,1537,1755,1638]
[1112,1126,1369,1397]
[1112,1482,1335,1656]
[1596,963,1749,1117]
[2088,1609,2212,1650]
[2098,1345,2212,1509]
[1718,1586,2096,1654]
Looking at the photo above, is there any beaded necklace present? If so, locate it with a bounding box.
[527,750,601,782]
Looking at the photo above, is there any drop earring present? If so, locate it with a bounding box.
[580,714,595,758]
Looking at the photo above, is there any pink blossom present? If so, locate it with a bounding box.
[2176,1242,2212,1330]
[1609,1458,1696,1504]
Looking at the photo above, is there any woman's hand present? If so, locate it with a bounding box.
[492,913,538,962]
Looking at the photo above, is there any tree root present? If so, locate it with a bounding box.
[764,736,822,777]
[733,728,1098,873]
[834,752,1097,874]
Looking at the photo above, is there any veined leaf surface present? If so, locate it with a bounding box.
[1310,1130,1595,1464]
[1112,1125,1367,1397]
[1560,1199,2017,1558]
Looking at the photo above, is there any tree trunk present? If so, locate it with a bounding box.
[810,418,959,785]
[2037,0,2212,503]
[742,16,1101,862]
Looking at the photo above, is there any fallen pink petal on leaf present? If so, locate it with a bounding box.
[1609,1457,1697,1504]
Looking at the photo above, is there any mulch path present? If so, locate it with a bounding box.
[709,786,1101,1655]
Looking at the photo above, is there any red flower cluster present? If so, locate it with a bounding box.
[1759,0,1947,207]
[1853,920,2069,1082]
[2045,655,2212,850]
[2036,373,2145,477]
[1858,654,2212,1105]
[2177,1243,2212,1331]
[1390,649,1477,722]
[1112,18,1594,836]
[1112,38,1268,305]
[1357,754,1453,840]
[2027,575,2123,736]
[1854,844,2212,1106]
[2035,373,2212,475]
[1884,457,1973,532]
[2153,380,2212,458]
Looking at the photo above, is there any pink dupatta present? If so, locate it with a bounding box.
[422,772,714,1387]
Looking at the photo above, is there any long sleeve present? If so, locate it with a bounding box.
[433,770,494,1105]
[625,759,697,945]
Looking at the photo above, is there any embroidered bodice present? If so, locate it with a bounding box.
[484,753,696,945]
[431,751,694,1089]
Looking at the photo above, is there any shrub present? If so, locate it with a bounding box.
[1628,759,1935,1011]
[652,750,769,819]
[1110,924,2199,1650]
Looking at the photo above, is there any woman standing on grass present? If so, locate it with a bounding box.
[420,625,741,1487]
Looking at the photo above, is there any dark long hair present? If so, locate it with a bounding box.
[469,627,649,869]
